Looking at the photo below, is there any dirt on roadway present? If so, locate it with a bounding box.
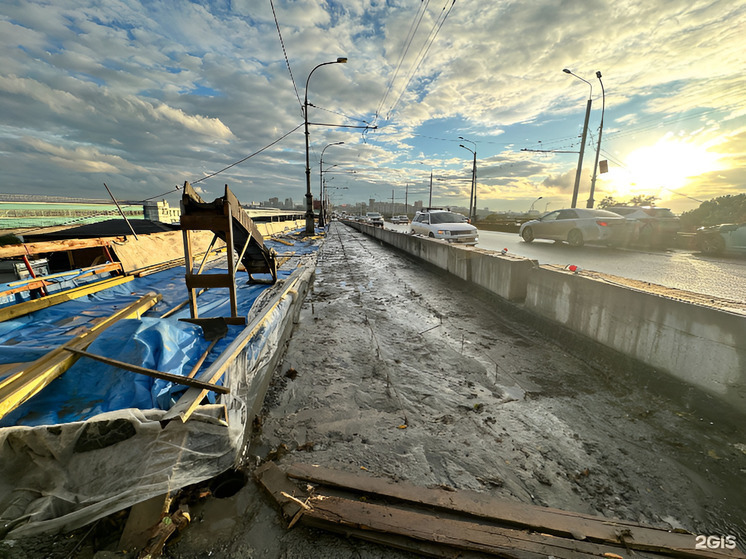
[164,221,745,558]
[4,221,742,558]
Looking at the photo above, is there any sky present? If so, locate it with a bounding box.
[1,0,745,215]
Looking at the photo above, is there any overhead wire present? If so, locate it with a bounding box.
[373,0,432,124]
[269,0,303,114]
[386,0,457,120]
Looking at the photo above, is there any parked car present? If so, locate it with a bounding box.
[519,208,628,247]
[606,206,680,247]
[364,212,384,227]
[697,223,746,255]
[391,215,410,224]
[410,208,478,245]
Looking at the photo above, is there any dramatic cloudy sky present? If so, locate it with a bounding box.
[1,0,744,213]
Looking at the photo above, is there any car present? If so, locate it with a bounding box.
[391,215,410,224]
[696,223,746,255]
[410,208,478,245]
[606,206,680,247]
[519,208,628,247]
[365,212,384,227]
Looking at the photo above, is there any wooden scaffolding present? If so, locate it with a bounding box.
[180,182,277,325]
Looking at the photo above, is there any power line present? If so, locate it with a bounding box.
[374,0,432,123]
[191,122,303,184]
[387,0,457,119]
[269,0,303,114]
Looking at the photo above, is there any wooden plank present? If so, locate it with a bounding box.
[286,464,736,558]
[118,493,170,552]
[63,348,230,394]
[0,237,120,259]
[0,275,134,323]
[302,495,643,559]
[254,462,306,522]
[0,292,161,419]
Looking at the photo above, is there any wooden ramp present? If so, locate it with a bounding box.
[256,462,745,559]
[180,182,277,323]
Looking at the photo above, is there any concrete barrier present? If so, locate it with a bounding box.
[344,221,746,415]
[348,222,534,301]
[524,265,746,413]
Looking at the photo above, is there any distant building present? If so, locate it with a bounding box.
[143,200,180,224]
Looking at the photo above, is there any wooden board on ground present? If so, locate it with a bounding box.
[256,462,745,559]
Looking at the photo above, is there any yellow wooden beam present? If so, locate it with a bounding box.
[0,291,161,420]
[0,275,133,323]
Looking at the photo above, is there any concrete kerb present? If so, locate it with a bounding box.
[343,220,746,417]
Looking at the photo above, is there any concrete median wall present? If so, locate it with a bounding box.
[345,221,746,414]
[348,222,534,301]
[524,265,746,412]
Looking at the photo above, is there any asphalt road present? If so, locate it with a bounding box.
[386,223,746,303]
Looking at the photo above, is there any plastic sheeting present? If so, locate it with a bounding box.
[0,235,317,538]
[0,261,315,538]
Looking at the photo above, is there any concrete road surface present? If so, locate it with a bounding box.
[168,221,745,558]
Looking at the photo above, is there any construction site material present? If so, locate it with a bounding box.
[180,182,277,323]
[63,347,230,394]
[162,267,304,423]
[0,252,317,539]
[0,291,161,420]
[0,275,133,322]
[257,462,744,559]
[0,262,123,298]
[0,237,118,259]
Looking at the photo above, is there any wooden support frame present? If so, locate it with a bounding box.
[0,292,161,420]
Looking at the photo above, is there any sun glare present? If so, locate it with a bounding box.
[604,136,722,199]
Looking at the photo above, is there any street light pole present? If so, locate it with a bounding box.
[429,170,433,207]
[304,57,347,235]
[563,69,592,209]
[319,141,344,228]
[587,71,605,208]
[529,196,543,212]
[459,138,477,221]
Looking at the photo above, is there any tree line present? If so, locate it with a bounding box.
[599,193,746,231]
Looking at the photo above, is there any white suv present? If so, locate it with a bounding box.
[410,209,478,245]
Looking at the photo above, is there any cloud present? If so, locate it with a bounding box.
[0,0,743,213]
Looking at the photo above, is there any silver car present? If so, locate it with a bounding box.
[411,209,478,245]
[519,208,628,247]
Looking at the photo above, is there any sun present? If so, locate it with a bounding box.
[603,134,722,199]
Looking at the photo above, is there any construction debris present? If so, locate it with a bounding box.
[256,462,745,559]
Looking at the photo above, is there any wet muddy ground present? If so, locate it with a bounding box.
[3,221,744,558]
[167,221,745,558]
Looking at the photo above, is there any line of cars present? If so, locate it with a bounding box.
[518,205,745,256]
[518,206,681,248]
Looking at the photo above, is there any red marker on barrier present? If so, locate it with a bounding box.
[566,264,581,273]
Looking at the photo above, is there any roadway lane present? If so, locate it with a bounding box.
[386,223,746,303]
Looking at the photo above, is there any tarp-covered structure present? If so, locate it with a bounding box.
[0,231,318,538]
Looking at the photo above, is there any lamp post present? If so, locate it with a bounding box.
[563,68,592,209]
[304,57,347,235]
[319,141,344,228]
[529,196,543,213]
[459,137,477,221]
[587,71,605,208]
